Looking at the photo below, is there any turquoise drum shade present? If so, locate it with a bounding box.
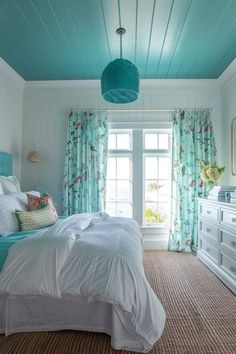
[101,58,139,104]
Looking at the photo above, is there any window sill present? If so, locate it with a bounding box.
[141,224,169,229]
[140,225,169,235]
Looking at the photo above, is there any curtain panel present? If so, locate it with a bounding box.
[169,110,217,252]
[63,110,108,216]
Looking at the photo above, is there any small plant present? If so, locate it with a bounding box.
[145,208,167,224]
[200,163,225,185]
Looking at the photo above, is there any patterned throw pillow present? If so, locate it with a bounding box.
[27,193,58,218]
[15,204,58,231]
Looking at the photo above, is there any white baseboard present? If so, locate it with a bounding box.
[141,226,169,250]
[143,239,168,250]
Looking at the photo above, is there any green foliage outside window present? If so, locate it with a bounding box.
[144,208,167,224]
[145,182,167,224]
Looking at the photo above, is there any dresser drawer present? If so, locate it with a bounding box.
[198,198,236,294]
[221,208,236,228]
[220,230,236,253]
[200,204,219,221]
[200,237,218,263]
[200,220,218,241]
[220,253,236,281]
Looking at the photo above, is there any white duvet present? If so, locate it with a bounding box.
[0,213,166,352]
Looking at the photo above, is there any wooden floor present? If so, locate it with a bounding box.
[0,251,235,354]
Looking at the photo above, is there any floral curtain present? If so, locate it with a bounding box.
[63,110,108,216]
[169,110,217,252]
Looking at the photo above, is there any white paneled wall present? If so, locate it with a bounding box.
[22,79,221,214]
[219,59,236,185]
[0,59,24,178]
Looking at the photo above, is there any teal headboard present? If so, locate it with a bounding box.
[0,152,13,176]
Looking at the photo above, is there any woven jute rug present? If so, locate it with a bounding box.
[0,251,235,354]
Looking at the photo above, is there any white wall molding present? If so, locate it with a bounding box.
[139,79,218,89]
[220,74,236,92]
[0,58,25,88]
[141,227,169,250]
[24,78,218,90]
[143,239,168,250]
[24,80,101,89]
[218,58,236,89]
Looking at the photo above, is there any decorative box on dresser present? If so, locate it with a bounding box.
[198,198,236,295]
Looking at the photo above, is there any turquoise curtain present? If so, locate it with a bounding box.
[169,110,217,252]
[63,110,108,216]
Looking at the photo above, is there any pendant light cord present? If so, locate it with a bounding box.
[116,27,126,59]
[118,0,122,59]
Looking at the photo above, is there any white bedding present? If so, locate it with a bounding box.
[0,213,166,352]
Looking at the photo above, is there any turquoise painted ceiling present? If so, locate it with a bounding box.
[1,0,236,80]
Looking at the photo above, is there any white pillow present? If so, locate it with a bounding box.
[0,183,3,195]
[0,192,28,236]
[0,176,21,194]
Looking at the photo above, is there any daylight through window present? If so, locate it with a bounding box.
[106,128,172,226]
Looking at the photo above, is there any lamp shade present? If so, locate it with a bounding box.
[101,58,139,104]
[27,151,40,163]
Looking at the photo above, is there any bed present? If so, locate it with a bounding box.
[0,152,166,353]
[0,229,42,271]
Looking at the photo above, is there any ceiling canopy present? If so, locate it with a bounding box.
[0,0,236,81]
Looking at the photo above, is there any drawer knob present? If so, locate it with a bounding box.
[230,266,236,274]
[207,210,211,214]
[206,247,211,253]
[231,241,236,248]
[206,227,211,233]
[231,217,236,223]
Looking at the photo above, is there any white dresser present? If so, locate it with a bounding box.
[198,198,236,294]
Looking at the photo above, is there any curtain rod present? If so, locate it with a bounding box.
[67,108,212,113]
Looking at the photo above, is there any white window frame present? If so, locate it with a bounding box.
[143,129,172,227]
[108,122,172,232]
[106,129,133,217]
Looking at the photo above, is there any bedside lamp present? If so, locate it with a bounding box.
[27,146,43,195]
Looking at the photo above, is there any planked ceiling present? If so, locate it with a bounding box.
[0,0,236,81]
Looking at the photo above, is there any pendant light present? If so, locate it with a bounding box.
[101,27,139,104]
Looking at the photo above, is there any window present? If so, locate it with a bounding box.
[106,131,133,217]
[106,127,172,226]
[144,132,171,225]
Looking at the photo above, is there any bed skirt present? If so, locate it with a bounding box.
[0,294,154,353]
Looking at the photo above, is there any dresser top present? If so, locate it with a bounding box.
[198,197,236,210]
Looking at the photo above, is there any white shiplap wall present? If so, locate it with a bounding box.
[0,59,24,178]
[22,79,221,215]
[219,59,236,186]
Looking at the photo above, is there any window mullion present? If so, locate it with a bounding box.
[132,129,143,226]
[115,157,117,215]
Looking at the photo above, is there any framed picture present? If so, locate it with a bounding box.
[232,117,236,175]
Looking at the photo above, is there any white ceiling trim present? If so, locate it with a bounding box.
[24,78,218,89]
